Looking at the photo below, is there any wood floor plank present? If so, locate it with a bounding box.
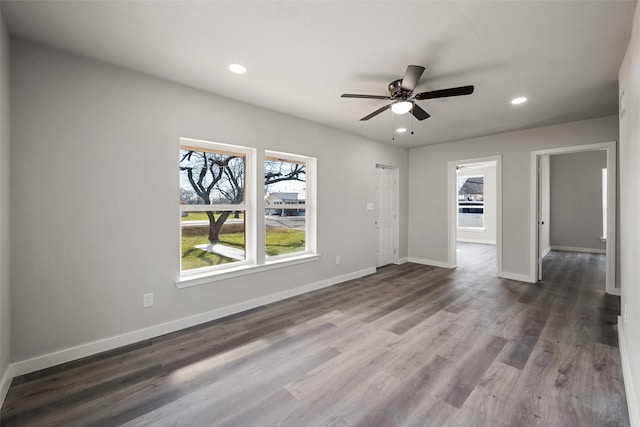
[1,245,629,426]
[352,354,452,426]
[446,361,522,427]
[440,334,507,409]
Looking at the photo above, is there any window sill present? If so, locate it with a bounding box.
[176,253,321,289]
[457,227,487,232]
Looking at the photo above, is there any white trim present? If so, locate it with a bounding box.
[10,267,376,378]
[529,141,617,294]
[541,246,552,258]
[550,246,606,254]
[397,257,409,264]
[176,253,321,288]
[619,317,639,427]
[499,271,535,283]
[448,156,502,274]
[456,237,496,244]
[407,257,451,269]
[0,364,14,409]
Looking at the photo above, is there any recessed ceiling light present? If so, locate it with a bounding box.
[229,63,247,74]
[511,96,527,105]
[396,127,407,133]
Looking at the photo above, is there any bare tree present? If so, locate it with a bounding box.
[180,151,306,244]
[180,150,243,243]
[264,160,305,187]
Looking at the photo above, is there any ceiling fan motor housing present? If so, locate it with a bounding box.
[388,79,412,100]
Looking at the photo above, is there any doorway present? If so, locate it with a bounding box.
[530,142,617,294]
[447,156,502,274]
[376,165,399,268]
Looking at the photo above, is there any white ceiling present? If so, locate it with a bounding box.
[1,0,636,148]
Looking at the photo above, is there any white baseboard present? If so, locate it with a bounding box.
[407,257,451,269]
[456,237,496,245]
[550,245,606,254]
[499,271,535,283]
[619,316,639,427]
[397,257,409,264]
[9,267,376,378]
[0,364,13,409]
[541,246,551,258]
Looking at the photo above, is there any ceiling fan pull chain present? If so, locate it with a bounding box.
[411,112,415,135]
[391,109,395,141]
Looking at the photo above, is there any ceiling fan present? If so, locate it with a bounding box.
[341,65,474,121]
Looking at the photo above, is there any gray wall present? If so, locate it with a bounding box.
[408,115,618,280]
[0,10,11,395]
[619,1,640,422]
[550,151,606,252]
[9,39,409,363]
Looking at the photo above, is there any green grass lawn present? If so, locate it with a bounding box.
[181,227,305,271]
[265,228,306,256]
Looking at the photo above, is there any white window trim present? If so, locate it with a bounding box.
[176,253,321,288]
[178,140,318,288]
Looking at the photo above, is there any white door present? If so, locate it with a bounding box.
[376,166,396,267]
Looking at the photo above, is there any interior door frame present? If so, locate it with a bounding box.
[537,155,551,281]
[447,155,503,275]
[529,141,618,295]
[376,164,399,266]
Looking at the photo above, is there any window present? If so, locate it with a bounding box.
[265,152,310,259]
[179,139,316,283]
[179,140,253,273]
[457,175,484,228]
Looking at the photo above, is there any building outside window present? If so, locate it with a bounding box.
[457,175,484,228]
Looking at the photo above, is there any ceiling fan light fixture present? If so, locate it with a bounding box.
[391,101,413,115]
[396,127,407,133]
[511,96,527,105]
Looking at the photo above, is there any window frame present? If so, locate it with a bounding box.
[177,139,318,288]
[179,138,256,276]
[456,174,485,230]
[264,150,317,263]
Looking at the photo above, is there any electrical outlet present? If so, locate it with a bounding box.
[143,293,154,308]
[336,255,341,265]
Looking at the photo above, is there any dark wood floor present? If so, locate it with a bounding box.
[1,243,629,426]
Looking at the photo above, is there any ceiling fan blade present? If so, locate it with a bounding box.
[414,85,475,100]
[411,103,431,121]
[360,104,392,121]
[341,93,391,100]
[401,65,425,91]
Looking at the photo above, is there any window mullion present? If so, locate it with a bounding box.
[255,149,266,265]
